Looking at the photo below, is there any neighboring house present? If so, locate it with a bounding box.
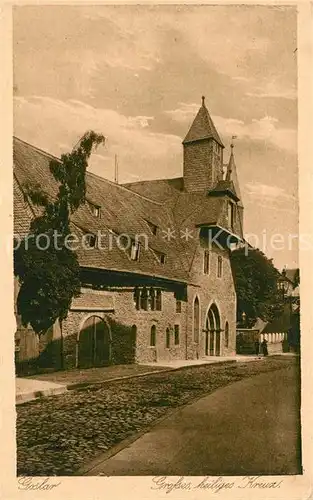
[251,268,300,352]
[14,97,244,371]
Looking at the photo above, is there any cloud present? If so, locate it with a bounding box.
[14,96,181,182]
[214,115,297,154]
[245,182,294,200]
[246,88,297,101]
[165,102,297,153]
[164,102,199,123]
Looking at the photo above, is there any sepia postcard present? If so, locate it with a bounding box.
[1,1,313,499]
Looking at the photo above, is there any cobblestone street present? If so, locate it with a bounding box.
[16,356,299,476]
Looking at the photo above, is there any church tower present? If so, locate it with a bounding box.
[226,142,244,234]
[183,96,224,193]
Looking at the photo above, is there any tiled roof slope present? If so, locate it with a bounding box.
[183,101,224,147]
[125,177,225,272]
[13,137,190,283]
[285,269,299,284]
[14,135,240,284]
[14,176,34,237]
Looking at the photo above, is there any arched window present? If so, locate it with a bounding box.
[225,321,229,348]
[193,296,200,343]
[205,303,221,356]
[150,325,156,347]
[166,328,170,349]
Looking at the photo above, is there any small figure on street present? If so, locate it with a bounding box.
[254,339,260,356]
[261,338,268,357]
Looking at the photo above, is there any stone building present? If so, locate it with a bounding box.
[14,97,244,371]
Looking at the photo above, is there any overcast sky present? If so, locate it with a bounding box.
[13,5,298,270]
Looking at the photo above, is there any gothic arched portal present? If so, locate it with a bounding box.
[205,304,221,356]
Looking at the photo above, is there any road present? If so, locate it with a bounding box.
[85,365,301,476]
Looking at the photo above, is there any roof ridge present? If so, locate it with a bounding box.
[14,136,162,207]
[86,171,162,206]
[124,176,183,186]
[14,136,60,162]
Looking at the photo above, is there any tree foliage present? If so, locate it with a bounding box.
[230,246,283,327]
[293,268,300,289]
[14,131,105,335]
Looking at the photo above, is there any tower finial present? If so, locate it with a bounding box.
[201,95,205,107]
[231,135,237,150]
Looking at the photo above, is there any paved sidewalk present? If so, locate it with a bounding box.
[83,365,301,476]
[16,354,292,404]
[16,359,237,404]
[140,355,264,369]
[16,378,67,405]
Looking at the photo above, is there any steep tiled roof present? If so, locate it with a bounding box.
[208,180,239,202]
[285,268,299,284]
[183,101,224,147]
[13,137,189,283]
[14,176,35,237]
[13,134,241,285]
[225,146,242,206]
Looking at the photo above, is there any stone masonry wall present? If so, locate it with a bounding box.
[184,141,214,193]
[186,239,237,359]
[61,287,187,367]
[183,140,223,193]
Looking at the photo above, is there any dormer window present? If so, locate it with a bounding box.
[153,249,166,264]
[84,233,97,248]
[130,240,140,261]
[87,200,101,218]
[145,220,158,235]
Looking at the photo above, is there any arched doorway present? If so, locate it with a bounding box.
[78,316,111,368]
[205,304,221,356]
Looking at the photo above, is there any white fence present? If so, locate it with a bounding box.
[260,332,287,343]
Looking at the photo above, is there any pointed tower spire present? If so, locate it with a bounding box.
[183,97,224,146]
[226,142,235,181]
[225,138,242,204]
[182,96,225,193]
